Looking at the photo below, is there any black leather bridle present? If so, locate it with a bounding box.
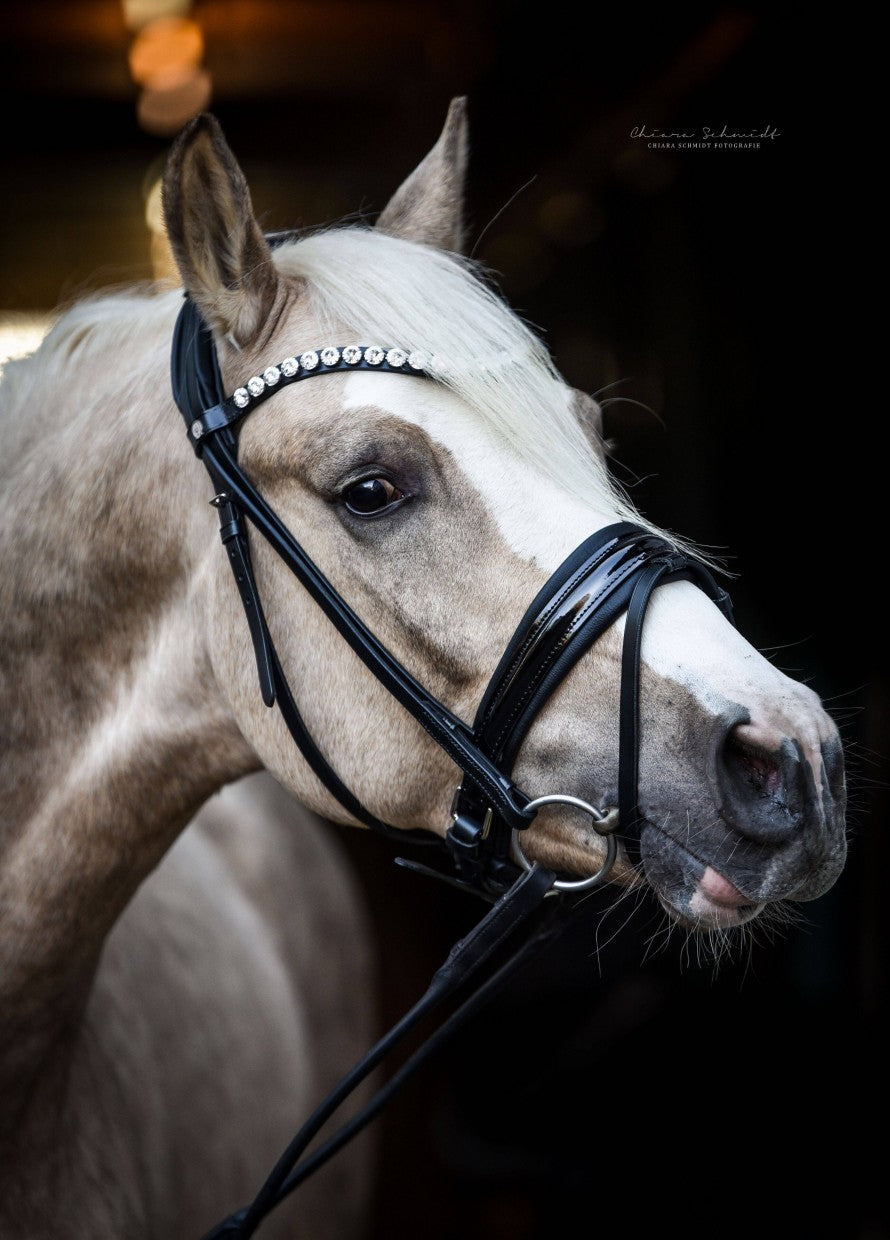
[171,292,734,1237]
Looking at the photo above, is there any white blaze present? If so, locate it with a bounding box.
[343,372,614,570]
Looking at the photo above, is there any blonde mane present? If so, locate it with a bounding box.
[0,286,179,432]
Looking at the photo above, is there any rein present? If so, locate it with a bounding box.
[171,293,734,1238]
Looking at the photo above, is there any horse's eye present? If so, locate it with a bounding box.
[342,477,405,516]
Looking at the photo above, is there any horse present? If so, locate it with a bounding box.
[0,96,847,1239]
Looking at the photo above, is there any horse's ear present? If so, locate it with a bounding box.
[571,388,613,458]
[162,113,280,347]
[376,96,469,253]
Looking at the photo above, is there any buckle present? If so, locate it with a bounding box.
[448,807,493,855]
[446,793,495,884]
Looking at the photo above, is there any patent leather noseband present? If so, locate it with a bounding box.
[171,292,734,1237]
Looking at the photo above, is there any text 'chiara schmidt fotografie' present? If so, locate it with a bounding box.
[629,125,780,150]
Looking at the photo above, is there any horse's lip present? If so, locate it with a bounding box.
[641,819,761,907]
[697,867,752,908]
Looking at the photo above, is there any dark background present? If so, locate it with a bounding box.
[1,5,883,1238]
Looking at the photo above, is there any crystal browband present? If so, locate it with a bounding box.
[188,345,434,445]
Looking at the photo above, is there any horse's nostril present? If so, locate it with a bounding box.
[725,731,783,798]
[718,724,808,844]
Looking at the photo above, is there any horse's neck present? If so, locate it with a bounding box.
[0,302,258,1135]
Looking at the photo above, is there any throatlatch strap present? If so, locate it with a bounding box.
[214,497,276,706]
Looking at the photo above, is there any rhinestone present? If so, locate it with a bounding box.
[407,351,428,371]
[280,357,298,377]
[342,345,363,364]
[320,347,340,367]
[247,375,265,397]
[364,346,384,365]
[263,366,281,386]
[233,387,250,408]
[191,420,204,439]
[300,350,319,371]
[386,348,407,368]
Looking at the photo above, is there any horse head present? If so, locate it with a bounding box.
[161,99,846,934]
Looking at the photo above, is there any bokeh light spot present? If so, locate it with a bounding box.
[122,0,192,31]
[137,68,212,136]
[128,16,204,88]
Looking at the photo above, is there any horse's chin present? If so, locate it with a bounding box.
[654,887,766,931]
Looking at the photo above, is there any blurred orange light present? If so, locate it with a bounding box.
[137,67,212,136]
[122,0,192,32]
[128,16,203,88]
